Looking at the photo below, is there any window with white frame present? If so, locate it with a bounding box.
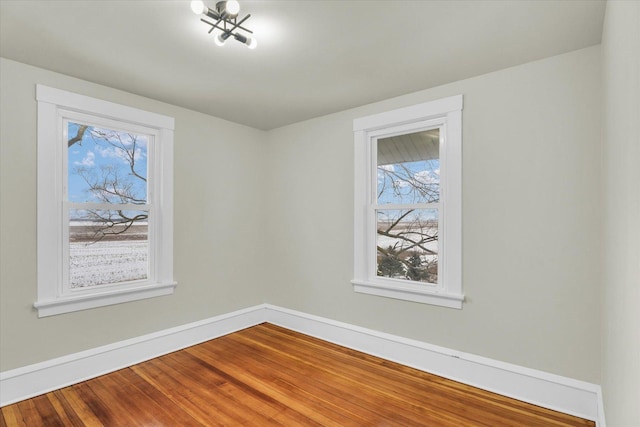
[35,85,176,317]
[352,95,463,308]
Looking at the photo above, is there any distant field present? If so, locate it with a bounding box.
[69,223,148,243]
[69,220,148,288]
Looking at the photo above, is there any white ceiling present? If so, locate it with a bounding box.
[0,0,605,130]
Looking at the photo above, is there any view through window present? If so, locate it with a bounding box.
[66,122,151,288]
[376,129,440,284]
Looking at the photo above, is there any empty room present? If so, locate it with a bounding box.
[0,0,638,426]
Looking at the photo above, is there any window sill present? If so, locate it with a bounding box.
[351,279,464,309]
[33,282,177,317]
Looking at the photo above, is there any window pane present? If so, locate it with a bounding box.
[377,129,439,204]
[67,122,148,204]
[69,209,149,288]
[376,209,438,284]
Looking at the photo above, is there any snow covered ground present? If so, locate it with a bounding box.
[69,240,148,288]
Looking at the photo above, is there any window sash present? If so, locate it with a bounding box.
[61,114,158,293]
[369,124,444,289]
[373,206,440,287]
[372,205,443,288]
[62,203,154,294]
[66,202,150,210]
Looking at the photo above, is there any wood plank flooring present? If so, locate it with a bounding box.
[1,323,594,426]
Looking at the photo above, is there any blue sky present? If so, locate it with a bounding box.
[377,159,440,205]
[67,122,148,204]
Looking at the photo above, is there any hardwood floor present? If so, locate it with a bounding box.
[1,323,594,426]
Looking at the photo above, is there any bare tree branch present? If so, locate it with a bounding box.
[85,211,148,244]
[68,125,89,147]
[377,229,437,255]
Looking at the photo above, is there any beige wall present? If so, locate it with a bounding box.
[0,58,269,371]
[264,46,603,383]
[1,46,604,385]
[601,1,640,425]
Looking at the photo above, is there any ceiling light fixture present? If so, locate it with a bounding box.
[191,0,257,49]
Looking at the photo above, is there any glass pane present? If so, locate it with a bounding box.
[376,209,438,284]
[69,209,149,288]
[377,129,439,204]
[67,122,148,204]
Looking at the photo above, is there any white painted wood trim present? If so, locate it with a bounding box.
[353,95,463,132]
[351,279,463,309]
[263,305,602,423]
[35,85,176,317]
[0,304,604,425]
[596,388,607,427]
[33,282,177,318]
[36,85,174,130]
[0,305,266,407]
[353,95,463,308]
[37,101,63,303]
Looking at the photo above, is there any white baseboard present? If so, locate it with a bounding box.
[0,305,265,407]
[0,303,604,425]
[596,388,607,427]
[263,304,603,424]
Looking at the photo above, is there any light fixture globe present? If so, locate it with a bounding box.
[225,0,240,15]
[234,33,258,49]
[215,32,230,46]
[190,0,206,15]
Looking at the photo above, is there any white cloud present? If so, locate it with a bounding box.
[74,151,95,167]
[413,170,439,185]
[378,164,396,183]
[95,145,144,164]
[393,179,410,188]
[95,145,117,159]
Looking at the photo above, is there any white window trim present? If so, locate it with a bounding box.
[35,85,176,317]
[352,95,463,309]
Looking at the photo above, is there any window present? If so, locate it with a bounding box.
[35,85,176,317]
[352,95,463,308]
